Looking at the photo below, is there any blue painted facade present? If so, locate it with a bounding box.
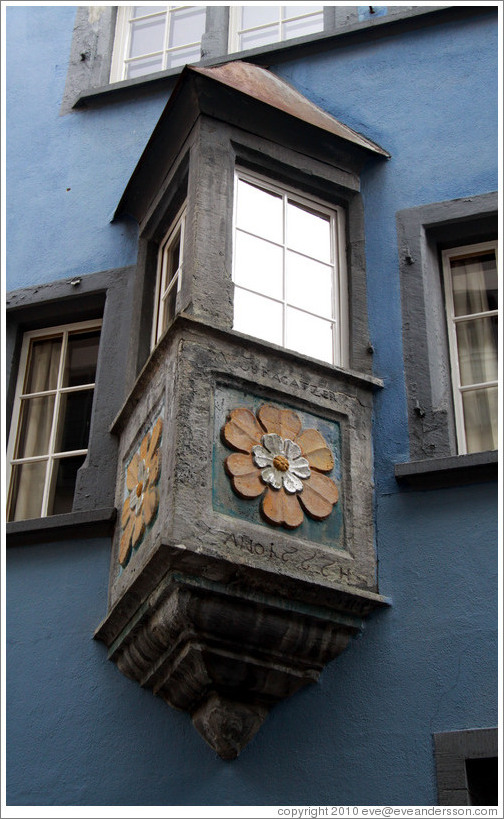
[6,6,498,808]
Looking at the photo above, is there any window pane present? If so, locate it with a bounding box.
[283,14,324,39]
[169,7,206,47]
[284,6,323,17]
[242,7,278,27]
[163,231,181,286]
[129,16,166,58]
[64,330,100,387]
[57,390,94,453]
[17,396,55,458]
[51,455,86,516]
[285,307,333,363]
[451,252,497,316]
[234,232,283,299]
[133,6,161,18]
[161,281,178,329]
[166,43,201,68]
[456,316,497,386]
[286,201,331,262]
[127,56,164,79]
[236,179,283,243]
[462,387,498,453]
[240,27,279,50]
[286,251,333,317]
[8,461,47,522]
[25,337,61,393]
[233,288,283,346]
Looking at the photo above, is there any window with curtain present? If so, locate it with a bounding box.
[229,6,324,52]
[7,321,102,521]
[442,241,498,454]
[110,5,207,82]
[232,172,347,367]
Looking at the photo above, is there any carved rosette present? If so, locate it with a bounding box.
[222,405,339,528]
[119,417,163,567]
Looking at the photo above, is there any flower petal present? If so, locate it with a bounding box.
[147,451,160,486]
[132,514,145,547]
[126,452,140,491]
[222,408,263,453]
[261,433,284,457]
[262,487,304,529]
[147,417,163,463]
[251,445,273,469]
[140,432,149,460]
[121,496,132,529]
[289,457,311,479]
[118,517,134,566]
[261,466,282,489]
[298,472,339,521]
[283,471,303,494]
[143,487,159,526]
[258,405,302,439]
[296,429,334,473]
[225,453,265,498]
[284,439,302,461]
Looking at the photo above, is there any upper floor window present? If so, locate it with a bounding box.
[152,206,186,347]
[232,172,347,367]
[110,5,206,82]
[6,321,102,521]
[229,5,324,52]
[442,241,498,454]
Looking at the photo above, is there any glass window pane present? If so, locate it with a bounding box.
[129,16,166,58]
[283,14,324,39]
[64,330,100,388]
[126,56,164,79]
[242,7,278,27]
[451,252,497,316]
[163,231,181,287]
[169,7,206,47]
[133,7,161,18]
[286,251,333,317]
[234,232,283,299]
[51,455,86,516]
[17,396,55,458]
[285,307,333,363]
[25,337,61,393]
[233,288,283,346]
[286,201,331,262]
[166,43,201,68]
[462,387,498,453]
[240,26,279,50]
[236,179,283,243]
[161,280,178,329]
[8,461,47,522]
[284,7,323,17]
[57,389,94,453]
[456,316,498,386]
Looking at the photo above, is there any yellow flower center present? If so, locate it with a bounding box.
[273,455,290,472]
[136,482,144,497]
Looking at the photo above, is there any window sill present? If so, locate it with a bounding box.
[395,451,497,489]
[6,507,117,547]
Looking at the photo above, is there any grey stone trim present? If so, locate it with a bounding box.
[60,7,117,115]
[70,6,492,111]
[6,265,138,519]
[396,192,497,462]
[433,728,498,806]
[200,6,229,61]
[395,450,497,489]
[6,507,116,547]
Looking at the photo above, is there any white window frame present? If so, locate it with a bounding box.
[151,205,186,348]
[232,170,348,368]
[442,240,498,455]
[228,5,324,54]
[6,319,102,520]
[110,5,206,83]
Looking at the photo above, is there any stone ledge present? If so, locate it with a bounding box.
[394,450,497,489]
[6,507,117,547]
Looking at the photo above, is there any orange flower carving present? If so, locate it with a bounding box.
[222,405,338,529]
[119,417,163,567]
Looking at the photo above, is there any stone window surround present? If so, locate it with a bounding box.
[6,266,137,545]
[61,5,472,115]
[433,728,498,806]
[394,192,498,489]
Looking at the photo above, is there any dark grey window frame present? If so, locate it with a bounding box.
[395,192,498,489]
[6,266,137,545]
[433,728,498,806]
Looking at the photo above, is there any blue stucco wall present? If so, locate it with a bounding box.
[6,6,498,807]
